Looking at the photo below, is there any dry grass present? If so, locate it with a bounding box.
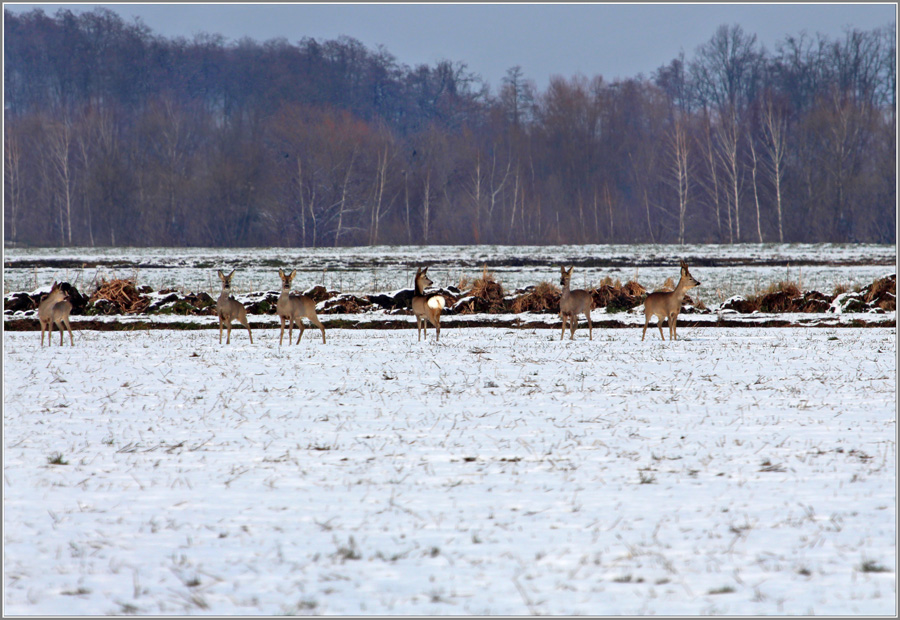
[89,278,149,314]
[511,281,560,313]
[763,280,802,298]
[864,274,895,304]
[593,279,646,312]
[833,282,852,296]
[460,265,507,312]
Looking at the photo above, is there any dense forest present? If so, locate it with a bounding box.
[4,8,896,247]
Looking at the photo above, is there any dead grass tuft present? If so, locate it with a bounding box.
[593,279,646,313]
[511,281,560,313]
[864,274,896,308]
[463,265,506,312]
[89,278,149,314]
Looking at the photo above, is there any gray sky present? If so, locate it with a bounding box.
[5,3,896,91]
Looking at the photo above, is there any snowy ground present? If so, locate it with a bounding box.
[3,326,896,615]
[5,243,896,299]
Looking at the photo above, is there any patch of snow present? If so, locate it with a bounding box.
[3,326,895,615]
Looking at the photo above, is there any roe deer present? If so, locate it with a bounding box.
[411,266,446,341]
[39,282,74,346]
[216,269,253,345]
[559,266,593,340]
[642,259,700,341]
[277,268,326,345]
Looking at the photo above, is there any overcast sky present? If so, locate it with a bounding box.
[5,3,896,91]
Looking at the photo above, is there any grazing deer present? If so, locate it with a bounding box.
[642,260,700,341]
[39,282,74,346]
[216,269,253,345]
[277,268,326,345]
[559,266,593,340]
[411,266,446,341]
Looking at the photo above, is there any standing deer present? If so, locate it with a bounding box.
[38,282,74,346]
[411,266,446,341]
[277,268,326,345]
[216,269,253,345]
[642,259,701,341]
[559,266,594,340]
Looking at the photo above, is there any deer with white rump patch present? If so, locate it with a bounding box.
[642,259,700,341]
[39,281,74,346]
[216,269,253,344]
[277,268,326,345]
[411,266,446,341]
[559,266,593,340]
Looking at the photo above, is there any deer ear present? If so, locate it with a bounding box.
[289,269,296,278]
[568,266,574,276]
[217,270,224,278]
[278,268,284,277]
[228,269,236,278]
[560,266,566,274]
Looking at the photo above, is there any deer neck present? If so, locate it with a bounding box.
[415,279,425,296]
[672,276,690,301]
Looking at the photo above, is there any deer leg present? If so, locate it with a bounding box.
[49,321,56,346]
[311,316,326,344]
[41,321,46,346]
[279,316,286,346]
[58,321,65,346]
[296,321,306,344]
[658,316,665,341]
[65,319,74,346]
[642,315,649,341]
[218,316,224,344]
[242,316,253,344]
[226,322,232,345]
[670,313,678,341]
[428,314,440,342]
[586,312,593,341]
[560,314,566,341]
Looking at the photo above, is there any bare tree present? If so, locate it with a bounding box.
[761,94,787,242]
[714,111,742,243]
[748,135,764,242]
[4,128,22,244]
[333,145,358,247]
[697,113,723,241]
[48,114,75,245]
[665,115,692,244]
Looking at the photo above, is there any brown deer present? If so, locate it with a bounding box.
[277,268,326,345]
[216,269,253,345]
[38,282,74,346]
[642,260,700,341]
[411,266,446,341]
[559,266,593,340]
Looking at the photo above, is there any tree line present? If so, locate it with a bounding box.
[4,8,896,247]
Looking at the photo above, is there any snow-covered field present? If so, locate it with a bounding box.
[5,243,896,300]
[3,325,896,615]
